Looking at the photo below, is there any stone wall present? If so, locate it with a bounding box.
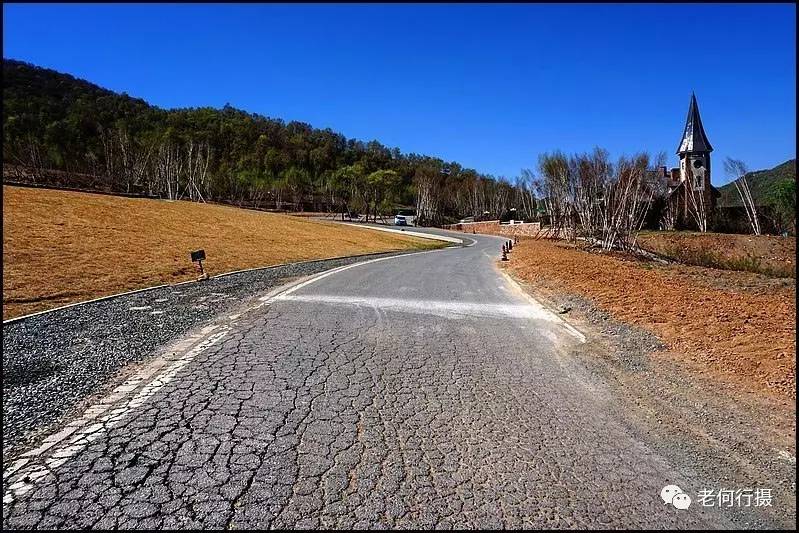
[443,220,542,237]
[442,220,502,234]
[498,222,541,237]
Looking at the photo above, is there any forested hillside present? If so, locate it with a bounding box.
[717,159,796,207]
[2,59,535,225]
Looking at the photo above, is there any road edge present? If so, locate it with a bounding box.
[498,268,586,343]
[3,231,458,325]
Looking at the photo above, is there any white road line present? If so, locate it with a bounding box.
[277,294,558,321]
[498,270,586,343]
[4,250,446,503]
[2,237,457,325]
[328,223,465,244]
[259,243,584,341]
[2,324,231,505]
[257,246,452,303]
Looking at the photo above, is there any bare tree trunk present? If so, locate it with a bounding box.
[685,178,709,233]
[725,158,759,235]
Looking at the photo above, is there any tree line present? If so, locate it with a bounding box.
[3,58,532,225]
[6,59,789,238]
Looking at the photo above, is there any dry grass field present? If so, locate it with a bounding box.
[638,231,796,278]
[2,185,440,319]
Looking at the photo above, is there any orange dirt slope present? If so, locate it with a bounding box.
[504,238,796,398]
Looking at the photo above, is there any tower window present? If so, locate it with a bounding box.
[694,175,704,190]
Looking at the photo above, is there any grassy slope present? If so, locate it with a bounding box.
[2,186,440,319]
[637,231,796,278]
[717,159,796,207]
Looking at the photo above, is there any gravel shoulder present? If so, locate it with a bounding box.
[2,250,418,459]
[504,271,797,529]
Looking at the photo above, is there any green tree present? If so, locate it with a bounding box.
[769,179,796,234]
[365,169,401,223]
[330,164,366,219]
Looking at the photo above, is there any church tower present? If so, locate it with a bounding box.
[677,92,713,195]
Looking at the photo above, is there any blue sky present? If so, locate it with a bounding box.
[3,3,796,185]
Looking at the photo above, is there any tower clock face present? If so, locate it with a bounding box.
[693,159,704,169]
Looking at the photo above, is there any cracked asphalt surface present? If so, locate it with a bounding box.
[2,250,411,456]
[1,230,756,528]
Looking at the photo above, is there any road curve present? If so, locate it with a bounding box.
[2,229,733,529]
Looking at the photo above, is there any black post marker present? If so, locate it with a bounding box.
[191,249,208,280]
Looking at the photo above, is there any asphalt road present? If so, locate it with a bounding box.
[2,249,413,456]
[3,230,737,529]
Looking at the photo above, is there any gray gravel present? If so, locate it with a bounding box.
[2,251,411,457]
[543,291,666,372]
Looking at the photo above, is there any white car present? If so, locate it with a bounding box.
[394,215,408,226]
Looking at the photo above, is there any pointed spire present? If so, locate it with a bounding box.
[677,92,713,154]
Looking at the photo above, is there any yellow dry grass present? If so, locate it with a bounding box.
[2,185,439,319]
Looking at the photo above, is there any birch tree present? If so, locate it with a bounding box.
[515,170,538,221]
[685,174,710,233]
[724,157,760,235]
[180,140,210,202]
[537,152,573,240]
[414,165,446,226]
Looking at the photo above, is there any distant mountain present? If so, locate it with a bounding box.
[717,159,796,207]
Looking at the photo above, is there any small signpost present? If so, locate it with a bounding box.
[191,249,208,280]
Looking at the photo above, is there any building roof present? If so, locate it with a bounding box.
[677,93,713,154]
